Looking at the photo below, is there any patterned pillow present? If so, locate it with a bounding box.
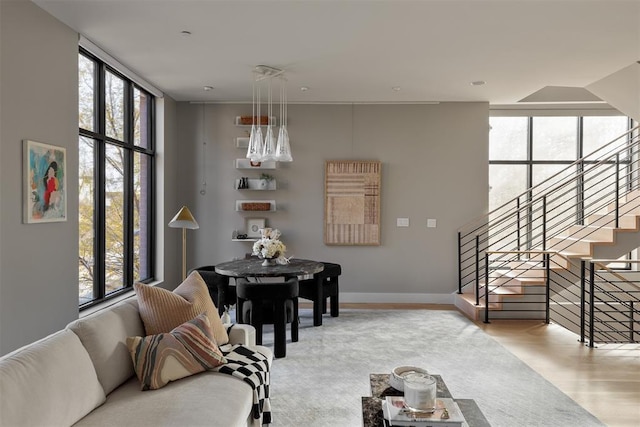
[126,314,227,390]
[134,271,229,345]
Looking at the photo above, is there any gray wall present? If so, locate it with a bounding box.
[0,0,181,356]
[177,102,489,302]
[0,0,79,355]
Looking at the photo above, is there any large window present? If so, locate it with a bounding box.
[78,49,155,307]
[489,115,631,211]
[489,114,634,266]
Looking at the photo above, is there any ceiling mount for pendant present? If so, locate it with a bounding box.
[254,65,284,81]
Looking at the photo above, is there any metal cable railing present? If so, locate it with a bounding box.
[458,126,640,333]
[583,260,640,346]
[459,126,640,296]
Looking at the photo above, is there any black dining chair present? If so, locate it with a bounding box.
[189,266,236,316]
[236,277,299,358]
[298,262,341,322]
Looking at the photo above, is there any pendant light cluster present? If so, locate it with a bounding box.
[246,65,292,163]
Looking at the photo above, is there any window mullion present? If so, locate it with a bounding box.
[96,62,107,300]
[124,82,134,288]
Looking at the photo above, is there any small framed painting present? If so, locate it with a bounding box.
[23,140,67,223]
[246,218,266,238]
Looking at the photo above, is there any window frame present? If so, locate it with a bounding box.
[78,47,155,309]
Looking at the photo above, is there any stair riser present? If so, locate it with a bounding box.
[586,214,639,230]
[564,225,615,241]
[548,237,592,256]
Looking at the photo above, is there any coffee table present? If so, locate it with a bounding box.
[362,374,491,427]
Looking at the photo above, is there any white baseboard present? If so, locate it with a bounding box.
[339,292,455,305]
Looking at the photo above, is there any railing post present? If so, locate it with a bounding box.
[545,253,550,324]
[457,232,462,294]
[630,301,634,344]
[475,235,480,306]
[516,198,521,260]
[579,260,586,343]
[484,252,490,324]
[542,196,547,253]
[588,262,595,348]
[615,153,620,229]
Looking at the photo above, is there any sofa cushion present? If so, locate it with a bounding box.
[73,373,254,427]
[127,314,227,390]
[135,272,229,345]
[68,298,145,395]
[0,329,106,426]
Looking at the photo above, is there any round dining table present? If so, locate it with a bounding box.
[215,258,326,326]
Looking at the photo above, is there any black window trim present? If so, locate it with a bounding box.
[79,47,156,309]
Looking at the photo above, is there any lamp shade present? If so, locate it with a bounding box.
[168,206,199,229]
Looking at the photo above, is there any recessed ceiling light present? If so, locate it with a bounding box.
[392,86,401,92]
[203,86,214,91]
[471,80,486,86]
[180,30,192,36]
[300,86,309,92]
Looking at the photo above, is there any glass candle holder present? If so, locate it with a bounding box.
[403,373,437,413]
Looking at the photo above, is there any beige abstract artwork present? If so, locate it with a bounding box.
[324,160,381,245]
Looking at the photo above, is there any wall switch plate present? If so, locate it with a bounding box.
[427,219,437,228]
[396,218,410,227]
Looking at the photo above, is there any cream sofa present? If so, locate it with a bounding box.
[0,297,272,427]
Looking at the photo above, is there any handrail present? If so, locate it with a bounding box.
[459,130,640,265]
[459,125,639,234]
[458,125,640,341]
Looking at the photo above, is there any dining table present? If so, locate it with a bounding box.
[214,258,327,326]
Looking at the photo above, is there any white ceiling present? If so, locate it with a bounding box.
[33,0,640,105]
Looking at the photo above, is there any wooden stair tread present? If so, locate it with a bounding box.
[457,293,502,310]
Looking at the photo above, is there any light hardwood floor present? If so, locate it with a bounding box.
[331,303,640,426]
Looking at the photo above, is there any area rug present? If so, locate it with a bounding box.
[255,308,603,427]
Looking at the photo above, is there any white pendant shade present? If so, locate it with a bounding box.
[246,124,258,159]
[262,125,277,161]
[250,126,264,162]
[275,126,292,162]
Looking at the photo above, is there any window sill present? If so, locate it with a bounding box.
[79,280,163,318]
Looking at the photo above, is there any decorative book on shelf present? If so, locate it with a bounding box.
[235,200,276,212]
[382,397,466,427]
[235,116,276,126]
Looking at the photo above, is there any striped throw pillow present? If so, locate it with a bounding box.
[134,271,229,345]
[126,313,227,390]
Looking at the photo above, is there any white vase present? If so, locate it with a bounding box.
[221,310,231,324]
[262,258,276,266]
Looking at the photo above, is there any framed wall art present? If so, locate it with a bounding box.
[23,140,67,223]
[246,217,266,238]
[324,160,381,245]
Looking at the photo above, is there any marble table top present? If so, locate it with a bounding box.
[215,258,324,278]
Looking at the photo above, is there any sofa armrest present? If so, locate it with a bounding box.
[226,323,256,347]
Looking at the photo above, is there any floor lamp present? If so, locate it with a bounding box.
[168,206,199,279]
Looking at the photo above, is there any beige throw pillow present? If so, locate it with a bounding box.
[134,271,229,345]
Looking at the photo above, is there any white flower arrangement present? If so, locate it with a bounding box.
[252,228,287,263]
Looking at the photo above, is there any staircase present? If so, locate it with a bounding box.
[456,126,640,345]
